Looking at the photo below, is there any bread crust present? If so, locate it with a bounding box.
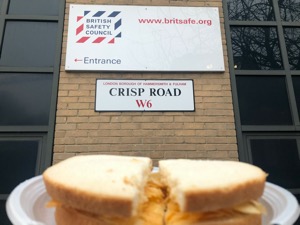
[55,205,261,225]
[182,213,261,225]
[56,206,106,225]
[55,205,136,225]
[43,174,132,217]
[184,178,265,212]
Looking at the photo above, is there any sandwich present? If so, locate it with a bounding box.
[43,154,165,225]
[43,155,267,225]
[159,159,267,225]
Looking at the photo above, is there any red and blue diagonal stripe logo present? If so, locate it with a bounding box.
[75,10,122,44]
[76,10,90,43]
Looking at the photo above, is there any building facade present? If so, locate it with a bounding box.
[0,0,299,224]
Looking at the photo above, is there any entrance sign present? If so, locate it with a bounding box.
[66,5,225,72]
[95,79,195,111]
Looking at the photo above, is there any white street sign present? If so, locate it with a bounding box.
[95,79,195,111]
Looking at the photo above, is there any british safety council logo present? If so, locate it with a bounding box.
[76,10,122,44]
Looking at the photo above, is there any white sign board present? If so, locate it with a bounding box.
[95,80,195,111]
[66,5,225,72]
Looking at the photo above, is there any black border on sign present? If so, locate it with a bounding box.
[94,79,195,112]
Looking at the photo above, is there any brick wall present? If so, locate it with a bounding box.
[54,0,237,165]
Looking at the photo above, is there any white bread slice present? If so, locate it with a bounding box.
[188,214,261,225]
[54,172,166,225]
[43,155,152,217]
[165,208,261,225]
[55,206,136,225]
[165,198,264,225]
[159,159,267,213]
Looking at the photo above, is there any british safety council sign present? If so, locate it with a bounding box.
[66,5,225,72]
[95,80,195,111]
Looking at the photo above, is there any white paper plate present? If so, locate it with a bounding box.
[6,175,300,225]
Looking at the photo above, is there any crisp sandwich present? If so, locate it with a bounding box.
[43,156,267,225]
